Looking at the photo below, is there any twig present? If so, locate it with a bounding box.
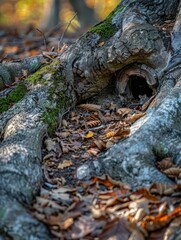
[58,13,77,51]
[36,28,48,51]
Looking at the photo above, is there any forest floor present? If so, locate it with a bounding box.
[1,26,181,240]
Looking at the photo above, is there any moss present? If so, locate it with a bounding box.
[26,59,60,85]
[0,83,28,114]
[89,6,124,39]
[41,76,69,135]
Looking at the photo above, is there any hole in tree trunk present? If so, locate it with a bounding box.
[128,75,153,99]
[116,64,158,103]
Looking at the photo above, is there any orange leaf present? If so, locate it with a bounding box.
[87,120,101,127]
[106,131,115,138]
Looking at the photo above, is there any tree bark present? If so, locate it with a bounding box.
[0,0,181,238]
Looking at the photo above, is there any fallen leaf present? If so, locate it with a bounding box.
[94,139,106,151]
[62,119,68,127]
[87,120,101,128]
[98,41,105,47]
[87,148,100,155]
[117,107,132,117]
[125,112,146,123]
[44,138,56,151]
[79,103,101,111]
[60,217,74,230]
[85,131,94,139]
[58,160,73,169]
[149,183,175,196]
[106,131,115,138]
[157,157,174,171]
[163,167,181,178]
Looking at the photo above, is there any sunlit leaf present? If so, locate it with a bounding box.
[85,131,94,139]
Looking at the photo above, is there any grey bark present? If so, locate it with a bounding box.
[0,0,181,239]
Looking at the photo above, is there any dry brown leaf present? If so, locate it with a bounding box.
[134,208,147,222]
[62,119,68,127]
[43,153,54,160]
[129,198,149,214]
[163,216,181,239]
[60,141,70,153]
[158,202,168,213]
[44,138,56,152]
[114,127,130,138]
[100,218,131,239]
[98,41,105,47]
[92,175,119,189]
[91,206,106,219]
[142,206,181,232]
[149,183,174,196]
[87,148,99,155]
[117,107,132,117]
[58,160,73,169]
[78,103,101,111]
[87,120,101,128]
[94,139,106,151]
[35,196,64,210]
[62,146,69,153]
[163,167,181,178]
[56,131,70,138]
[60,217,74,230]
[126,112,146,123]
[157,157,173,171]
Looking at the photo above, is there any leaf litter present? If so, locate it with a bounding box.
[32,103,181,239]
[2,27,181,240]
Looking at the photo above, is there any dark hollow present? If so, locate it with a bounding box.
[128,75,153,99]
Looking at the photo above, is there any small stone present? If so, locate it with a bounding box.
[76,164,91,180]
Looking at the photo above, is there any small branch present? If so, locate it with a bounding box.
[36,28,48,51]
[58,13,77,51]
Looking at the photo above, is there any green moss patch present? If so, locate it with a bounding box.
[41,76,69,135]
[26,59,60,85]
[89,6,124,39]
[0,83,28,114]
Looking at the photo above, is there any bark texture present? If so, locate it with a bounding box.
[0,0,181,238]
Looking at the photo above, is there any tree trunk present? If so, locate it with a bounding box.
[0,0,181,238]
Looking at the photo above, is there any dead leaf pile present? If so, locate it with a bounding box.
[42,105,145,187]
[3,26,179,240]
[31,174,181,239]
[30,103,181,239]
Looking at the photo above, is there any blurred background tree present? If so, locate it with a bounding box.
[0,0,120,31]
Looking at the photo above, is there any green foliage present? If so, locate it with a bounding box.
[0,83,28,114]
